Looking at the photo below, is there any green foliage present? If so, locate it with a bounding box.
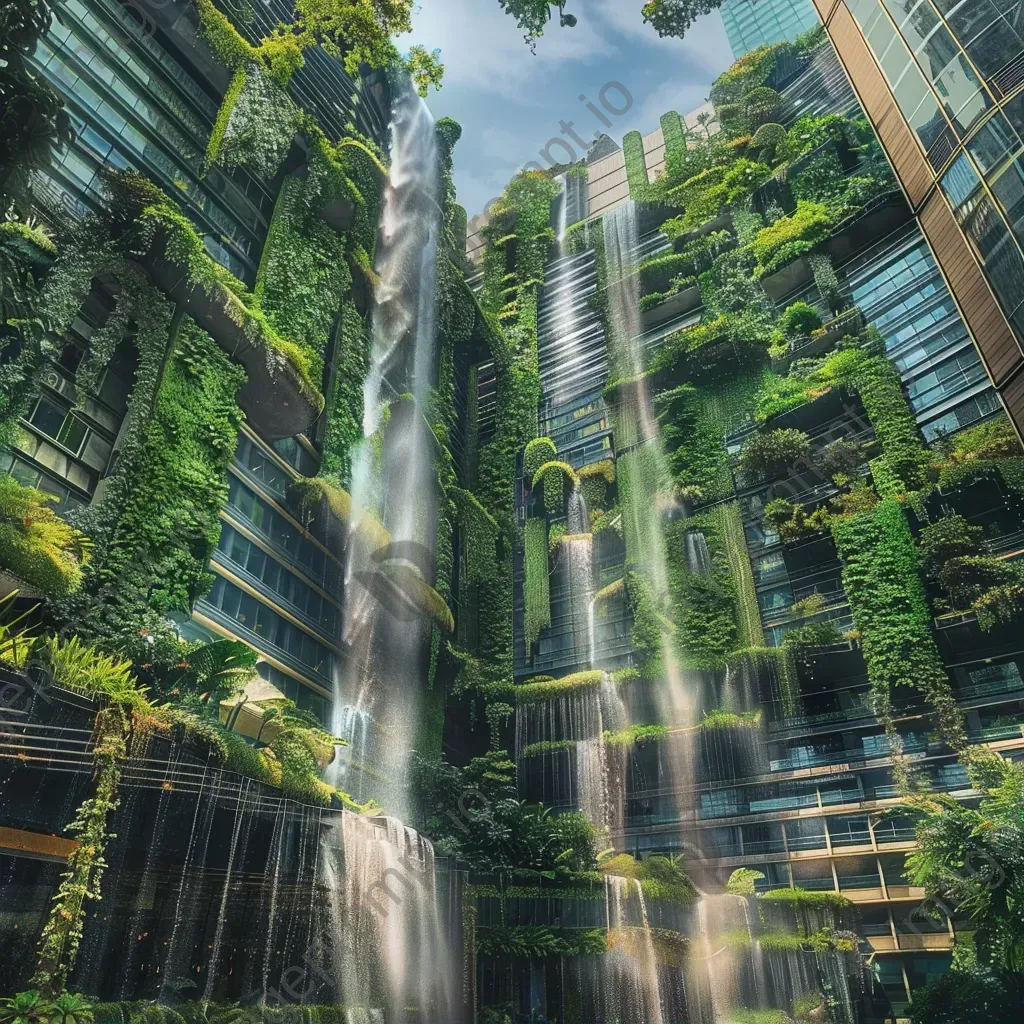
[726,867,765,896]
[401,44,444,95]
[738,428,811,480]
[0,0,73,205]
[904,757,1024,1007]
[625,571,666,679]
[759,887,853,911]
[254,174,349,360]
[643,0,724,42]
[622,129,657,204]
[751,201,833,277]
[578,458,615,511]
[601,853,698,907]
[701,708,762,730]
[515,669,603,704]
[665,512,739,670]
[132,198,322,404]
[919,514,985,580]
[476,926,606,958]
[31,705,127,995]
[816,438,867,483]
[523,436,557,482]
[779,301,823,337]
[56,319,245,667]
[604,723,669,747]
[204,64,299,177]
[662,160,771,237]
[0,476,90,597]
[414,752,597,874]
[831,499,964,764]
[617,441,664,567]
[751,122,786,160]
[523,518,551,658]
[496,0,577,47]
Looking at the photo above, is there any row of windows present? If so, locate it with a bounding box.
[234,432,296,501]
[202,575,334,681]
[216,523,339,638]
[844,230,992,425]
[33,2,264,280]
[225,475,340,595]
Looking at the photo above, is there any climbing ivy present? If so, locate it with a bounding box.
[31,704,128,997]
[523,517,550,659]
[831,499,965,778]
[58,318,245,668]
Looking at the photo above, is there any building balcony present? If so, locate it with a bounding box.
[781,307,865,362]
[142,226,323,440]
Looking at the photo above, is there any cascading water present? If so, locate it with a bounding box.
[319,78,456,1023]
[602,202,699,827]
[332,77,442,807]
[317,812,455,1023]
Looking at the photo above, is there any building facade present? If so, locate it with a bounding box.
[810,0,1024,440]
[2,0,395,723]
[722,0,822,57]
[467,28,1024,1022]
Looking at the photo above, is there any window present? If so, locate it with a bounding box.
[27,397,88,454]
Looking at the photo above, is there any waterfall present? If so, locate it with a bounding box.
[602,203,698,816]
[684,530,711,575]
[333,77,442,808]
[319,811,455,1022]
[588,875,664,1024]
[556,172,568,252]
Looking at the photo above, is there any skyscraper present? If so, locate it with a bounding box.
[722,0,822,57]
[809,0,1024,441]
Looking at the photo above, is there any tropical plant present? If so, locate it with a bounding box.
[162,637,259,709]
[738,428,811,480]
[0,476,91,597]
[0,990,56,1024]
[903,756,1024,1020]
[48,993,94,1024]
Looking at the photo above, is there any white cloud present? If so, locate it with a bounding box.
[407,0,610,92]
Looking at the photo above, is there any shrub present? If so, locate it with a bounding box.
[779,300,823,337]
[815,438,866,482]
[752,200,833,276]
[939,556,1022,609]
[739,428,811,479]
[918,514,985,579]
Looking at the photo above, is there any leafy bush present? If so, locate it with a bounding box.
[918,514,985,579]
[815,438,866,482]
[751,200,833,277]
[738,428,811,479]
[0,477,90,597]
[779,300,823,337]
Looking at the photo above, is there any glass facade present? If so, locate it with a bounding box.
[721,0,822,59]
[193,429,341,718]
[842,226,999,438]
[16,1,381,720]
[32,0,271,281]
[842,0,1024,359]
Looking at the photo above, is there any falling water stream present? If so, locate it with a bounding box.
[332,77,442,805]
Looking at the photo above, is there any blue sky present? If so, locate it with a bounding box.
[404,1,734,218]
